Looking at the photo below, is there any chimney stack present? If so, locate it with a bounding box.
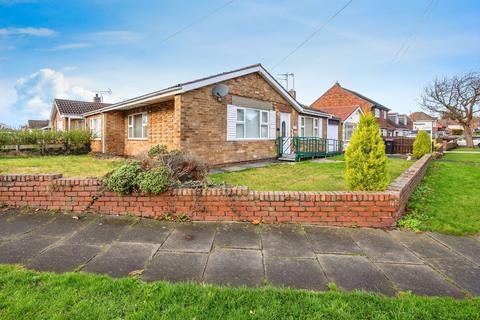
[288,89,296,99]
[93,94,101,103]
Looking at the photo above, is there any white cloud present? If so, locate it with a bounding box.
[41,42,91,51]
[13,68,94,120]
[0,27,56,37]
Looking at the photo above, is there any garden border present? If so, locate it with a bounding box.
[0,154,431,228]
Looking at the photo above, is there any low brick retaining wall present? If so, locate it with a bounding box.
[0,155,431,228]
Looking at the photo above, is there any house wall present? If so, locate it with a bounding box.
[179,72,301,166]
[85,114,103,153]
[51,110,67,132]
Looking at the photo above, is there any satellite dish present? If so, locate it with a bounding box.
[212,84,229,98]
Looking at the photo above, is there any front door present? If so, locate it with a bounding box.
[280,112,291,154]
[327,122,339,153]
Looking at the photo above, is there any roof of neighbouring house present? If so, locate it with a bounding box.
[54,99,111,116]
[315,105,362,121]
[27,120,49,129]
[82,64,336,119]
[341,86,391,111]
[409,111,436,121]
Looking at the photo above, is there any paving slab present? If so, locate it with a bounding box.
[27,244,101,273]
[66,216,134,245]
[119,220,173,244]
[83,242,158,277]
[317,254,396,295]
[349,229,421,263]
[390,230,462,260]
[214,223,261,249]
[142,252,208,283]
[305,226,363,254]
[33,214,94,238]
[0,233,60,264]
[426,258,480,295]
[204,249,264,287]
[0,213,54,239]
[265,257,327,290]
[429,233,480,266]
[377,263,464,298]
[261,225,315,258]
[161,223,216,253]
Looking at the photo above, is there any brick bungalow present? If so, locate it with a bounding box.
[81,64,339,166]
[310,82,396,137]
[50,96,110,131]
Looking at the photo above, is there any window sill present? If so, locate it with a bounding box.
[92,138,102,141]
[128,138,148,141]
[228,138,274,141]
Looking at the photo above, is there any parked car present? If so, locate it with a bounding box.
[456,137,480,147]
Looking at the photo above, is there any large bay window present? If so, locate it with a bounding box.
[128,113,148,139]
[89,117,102,139]
[299,116,319,137]
[235,107,269,139]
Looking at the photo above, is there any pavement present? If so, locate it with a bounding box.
[1,209,479,298]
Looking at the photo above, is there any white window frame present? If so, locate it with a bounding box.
[234,106,270,140]
[299,116,321,137]
[89,117,102,140]
[128,112,148,140]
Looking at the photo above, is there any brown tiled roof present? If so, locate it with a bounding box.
[55,99,111,116]
[316,105,360,121]
[27,120,49,129]
[409,111,436,121]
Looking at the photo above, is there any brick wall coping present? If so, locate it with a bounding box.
[387,154,431,193]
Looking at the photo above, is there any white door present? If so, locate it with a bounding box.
[280,113,291,154]
[327,123,339,152]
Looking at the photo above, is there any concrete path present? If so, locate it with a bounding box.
[1,209,479,298]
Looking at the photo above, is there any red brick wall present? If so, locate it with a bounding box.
[311,83,373,114]
[0,155,432,228]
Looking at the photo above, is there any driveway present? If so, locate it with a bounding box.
[1,209,479,298]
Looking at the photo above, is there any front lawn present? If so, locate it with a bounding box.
[454,147,479,151]
[210,157,412,191]
[442,152,480,163]
[0,155,124,177]
[402,159,480,235]
[0,265,478,320]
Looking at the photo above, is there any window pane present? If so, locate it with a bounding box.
[261,111,268,124]
[300,128,305,136]
[301,117,305,126]
[305,118,314,136]
[134,114,142,138]
[128,116,132,125]
[313,128,318,137]
[236,124,244,138]
[236,109,244,122]
[245,109,260,138]
[128,127,133,138]
[261,125,268,138]
[142,113,147,124]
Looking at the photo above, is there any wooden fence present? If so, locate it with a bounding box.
[383,137,415,154]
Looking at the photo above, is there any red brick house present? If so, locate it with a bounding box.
[310,82,395,137]
[314,105,363,147]
[50,97,110,132]
[79,64,339,166]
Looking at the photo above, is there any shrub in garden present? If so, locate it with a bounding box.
[62,130,92,153]
[104,161,144,194]
[451,128,463,136]
[413,130,431,159]
[137,167,172,194]
[345,113,389,191]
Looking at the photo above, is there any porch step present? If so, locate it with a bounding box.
[278,153,296,162]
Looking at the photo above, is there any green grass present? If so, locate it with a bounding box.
[454,147,480,152]
[0,155,124,177]
[402,160,480,235]
[210,157,412,191]
[442,153,480,163]
[0,265,478,320]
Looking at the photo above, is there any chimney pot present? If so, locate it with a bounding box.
[93,94,101,103]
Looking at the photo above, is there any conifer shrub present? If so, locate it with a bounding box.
[345,113,389,191]
[413,130,431,159]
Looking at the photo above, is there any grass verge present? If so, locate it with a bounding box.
[210,157,411,191]
[0,155,124,177]
[442,153,480,163]
[0,265,478,320]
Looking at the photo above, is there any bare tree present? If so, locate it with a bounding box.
[421,72,480,147]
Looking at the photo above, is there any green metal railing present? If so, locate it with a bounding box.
[277,136,343,161]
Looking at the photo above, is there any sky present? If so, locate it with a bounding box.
[0,0,479,127]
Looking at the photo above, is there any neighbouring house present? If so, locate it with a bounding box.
[50,95,111,132]
[409,111,438,136]
[437,118,480,136]
[79,64,340,166]
[24,120,50,131]
[387,113,410,136]
[310,82,395,137]
[312,105,363,148]
[0,123,12,131]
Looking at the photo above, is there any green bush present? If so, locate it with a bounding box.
[104,161,144,195]
[413,130,431,159]
[137,167,172,194]
[451,128,463,136]
[345,112,389,191]
[62,130,92,152]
